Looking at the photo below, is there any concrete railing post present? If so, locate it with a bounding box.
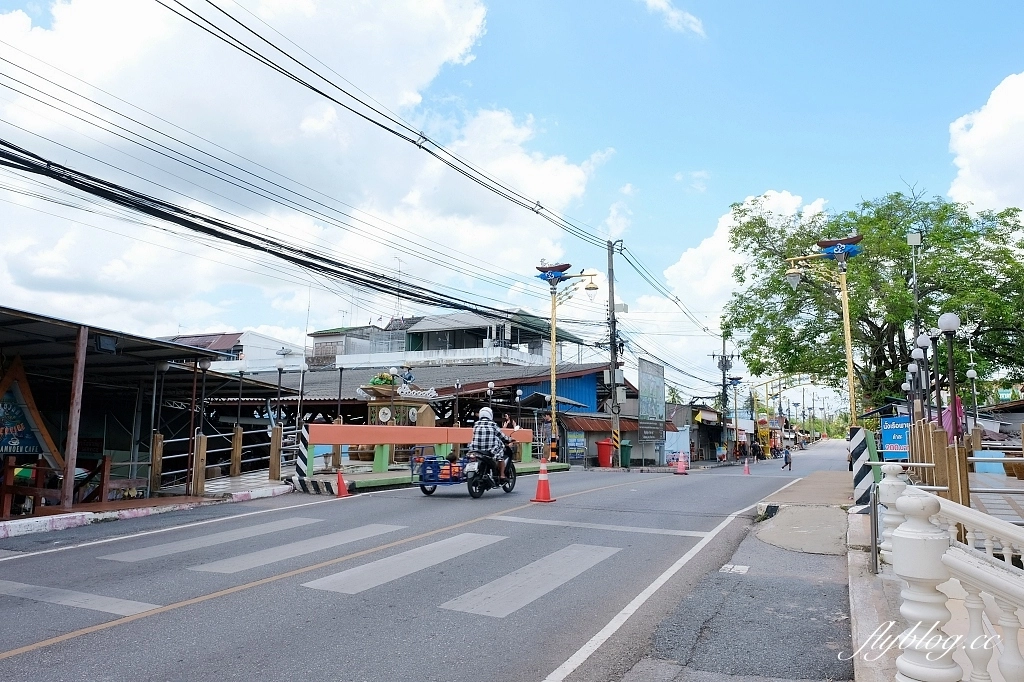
[230,425,243,478]
[149,432,164,494]
[892,491,962,682]
[269,425,283,481]
[878,463,907,563]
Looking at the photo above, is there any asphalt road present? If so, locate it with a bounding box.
[0,446,848,682]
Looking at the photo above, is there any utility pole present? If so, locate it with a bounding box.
[711,338,739,456]
[607,240,623,467]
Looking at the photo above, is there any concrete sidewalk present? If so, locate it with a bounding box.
[619,464,858,681]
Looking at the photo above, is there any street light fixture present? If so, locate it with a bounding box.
[535,263,596,461]
[938,312,962,440]
[784,235,863,426]
[515,389,523,428]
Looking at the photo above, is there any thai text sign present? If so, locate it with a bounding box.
[880,416,910,460]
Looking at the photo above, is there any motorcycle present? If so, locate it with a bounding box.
[465,446,517,498]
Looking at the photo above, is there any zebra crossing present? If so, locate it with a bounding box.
[1,515,697,620]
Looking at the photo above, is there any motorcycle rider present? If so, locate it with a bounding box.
[469,406,512,482]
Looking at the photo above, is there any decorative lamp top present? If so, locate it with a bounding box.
[938,312,961,333]
[198,358,212,371]
[911,348,925,360]
[966,369,978,379]
[916,333,931,349]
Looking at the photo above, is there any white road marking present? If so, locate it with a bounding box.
[0,580,159,616]
[98,517,323,562]
[441,544,620,618]
[488,515,707,537]
[719,564,749,574]
[543,477,803,681]
[302,533,506,594]
[189,524,405,574]
[0,489,404,564]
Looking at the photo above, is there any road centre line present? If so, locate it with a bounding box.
[0,474,671,661]
[487,516,707,537]
[99,517,323,562]
[0,580,159,617]
[542,477,803,682]
[441,544,621,618]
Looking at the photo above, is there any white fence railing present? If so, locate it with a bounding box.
[888,479,1024,682]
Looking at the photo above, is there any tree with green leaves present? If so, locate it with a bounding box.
[722,191,1023,409]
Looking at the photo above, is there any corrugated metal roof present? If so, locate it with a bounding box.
[561,414,678,432]
[164,332,243,351]
[249,362,608,401]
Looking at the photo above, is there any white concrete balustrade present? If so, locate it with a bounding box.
[887,477,1024,682]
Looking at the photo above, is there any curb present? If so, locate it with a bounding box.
[0,485,294,539]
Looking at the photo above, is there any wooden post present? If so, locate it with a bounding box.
[230,425,243,477]
[269,425,282,481]
[193,433,208,496]
[98,455,112,504]
[149,432,164,493]
[951,442,970,508]
[1,456,14,519]
[61,325,89,510]
[931,426,950,500]
[331,417,343,469]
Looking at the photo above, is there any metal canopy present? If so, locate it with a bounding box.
[0,306,289,399]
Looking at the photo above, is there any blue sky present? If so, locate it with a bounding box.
[426,0,1024,273]
[0,0,1022,404]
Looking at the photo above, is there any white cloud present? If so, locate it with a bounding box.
[948,71,1024,210]
[689,170,709,193]
[604,201,632,238]
[636,0,704,37]
[632,190,826,387]
[0,0,608,340]
[673,169,709,192]
[619,182,636,196]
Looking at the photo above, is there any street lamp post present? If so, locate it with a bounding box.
[535,263,598,462]
[785,235,863,426]
[730,377,742,460]
[275,359,285,424]
[454,380,462,427]
[487,381,495,409]
[515,389,522,428]
[966,369,979,433]
[938,312,961,441]
[389,366,398,425]
[929,328,943,422]
[198,358,211,435]
[915,334,932,422]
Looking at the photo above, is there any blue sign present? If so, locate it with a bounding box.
[880,416,910,460]
[822,243,864,260]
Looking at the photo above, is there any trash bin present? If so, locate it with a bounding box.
[620,440,633,468]
[596,438,613,467]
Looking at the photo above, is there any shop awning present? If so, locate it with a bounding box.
[561,415,677,432]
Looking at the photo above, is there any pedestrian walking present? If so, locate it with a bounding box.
[782,446,792,470]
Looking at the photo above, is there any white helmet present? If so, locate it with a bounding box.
[478,406,493,420]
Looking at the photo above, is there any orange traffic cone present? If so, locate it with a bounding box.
[743,458,750,475]
[336,470,351,497]
[531,458,556,503]
[674,456,688,475]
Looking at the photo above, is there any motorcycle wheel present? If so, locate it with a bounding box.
[419,485,437,496]
[467,474,485,499]
[502,463,517,493]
